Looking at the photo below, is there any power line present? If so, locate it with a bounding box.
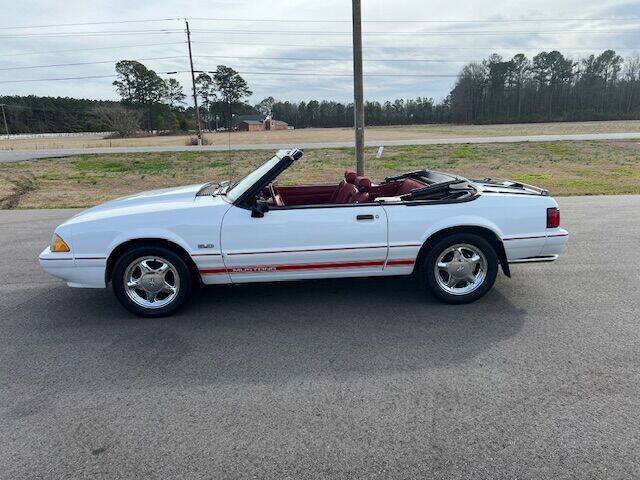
[191,28,639,37]
[199,70,459,78]
[196,54,470,63]
[191,40,640,51]
[2,16,639,31]
[188,16,640,24]
[0,29,185,39]
[0,18,182,30]
[0,42,187,58]
[0,102,119,112]
[0,74,121,84]
[2,40,632,60]
[0,70,459,85]
[0,70,193,84]
[1,26,637,39]
[6,50,636,73]
[0,56,186,71]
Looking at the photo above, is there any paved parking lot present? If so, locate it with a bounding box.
[1,196,639,479]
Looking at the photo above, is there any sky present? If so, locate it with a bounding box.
[0,0,639,105]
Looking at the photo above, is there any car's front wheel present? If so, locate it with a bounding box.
[423,233,498,304]
[112,246,193,317]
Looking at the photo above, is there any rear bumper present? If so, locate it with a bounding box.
[39,247,106,288]
[504,228,568,263]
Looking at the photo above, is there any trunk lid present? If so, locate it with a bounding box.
[472,179,549,196]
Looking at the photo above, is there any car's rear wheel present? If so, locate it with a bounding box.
[112,246,192,317]
[423,233,498,304]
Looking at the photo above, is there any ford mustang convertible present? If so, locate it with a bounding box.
[39,149,568,317]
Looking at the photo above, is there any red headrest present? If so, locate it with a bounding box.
[356,177,372,193]
[344,170,357,184]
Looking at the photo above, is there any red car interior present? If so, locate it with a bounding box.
[329,169,358,203]
[349,177,372,203]
[270,170,427,207]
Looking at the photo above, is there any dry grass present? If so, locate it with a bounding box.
[1,120,639,151]
[1,141,639,209]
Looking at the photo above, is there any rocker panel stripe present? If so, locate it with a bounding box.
[503,233,568,241]
[199,258,415,276]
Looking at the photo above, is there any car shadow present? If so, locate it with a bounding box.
[7,276,527,395]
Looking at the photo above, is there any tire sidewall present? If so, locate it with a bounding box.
[112,246,192,317]
[423,233,498,304]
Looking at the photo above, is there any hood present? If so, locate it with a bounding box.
[65,183,226,224]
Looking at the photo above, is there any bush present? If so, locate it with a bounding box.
[184,136,212,146]
[91,106,142,137]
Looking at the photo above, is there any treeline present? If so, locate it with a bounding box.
[2,50,639,135]
[449,50,640,123]
[1,60,198,135]
[0,94,196,136]
[269,50,640,127]
[0,96,120,134]
[271,98,451,128]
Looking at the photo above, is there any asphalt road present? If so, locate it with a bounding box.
[2,131,640,163]
[1,196,639,479]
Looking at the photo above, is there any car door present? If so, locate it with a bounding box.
[220,204,388,283]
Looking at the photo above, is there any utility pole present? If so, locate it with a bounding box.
[185,20,203,146]
[352,0,365,175]
[0,104,8,137]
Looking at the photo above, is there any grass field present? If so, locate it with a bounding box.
[1,140,639,209]
[1,120,639,151]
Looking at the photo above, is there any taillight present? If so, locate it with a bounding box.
[547,208,560,228]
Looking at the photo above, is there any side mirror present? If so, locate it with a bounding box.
[251,199,270,218]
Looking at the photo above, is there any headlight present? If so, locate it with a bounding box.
[51,234,70,253]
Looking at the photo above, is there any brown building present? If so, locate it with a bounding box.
[265,118,289,131]
[237,120,265,132]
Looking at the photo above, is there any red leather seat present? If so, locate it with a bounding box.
[348,177,372,203]
[330,170,358,204]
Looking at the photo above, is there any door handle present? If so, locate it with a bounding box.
[356,214,375,221]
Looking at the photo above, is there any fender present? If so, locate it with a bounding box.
[106,228,195,259]
[418,214,505,244]
[415,215,510,277]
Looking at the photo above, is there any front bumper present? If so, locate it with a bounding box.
[39,247,106,288]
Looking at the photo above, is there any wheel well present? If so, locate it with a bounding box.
[105,238,202,284]
[413,226,511,278]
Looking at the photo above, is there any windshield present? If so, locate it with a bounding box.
[225,156,280,203]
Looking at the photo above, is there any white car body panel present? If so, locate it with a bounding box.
[39,151,569,290]
[218,204,390,283]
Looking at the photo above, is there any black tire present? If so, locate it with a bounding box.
[112,245,193,318]
[422,233,498,304]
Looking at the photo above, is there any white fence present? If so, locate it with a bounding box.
[0,131,113,140]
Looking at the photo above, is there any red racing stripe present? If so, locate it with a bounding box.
[199,267,229,275]
[387,259,416,267]
[199,258,416,276]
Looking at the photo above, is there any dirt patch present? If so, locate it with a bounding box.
[0,174,37,209]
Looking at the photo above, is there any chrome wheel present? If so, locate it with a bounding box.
[434,243,487,296]
[123,256,180,309]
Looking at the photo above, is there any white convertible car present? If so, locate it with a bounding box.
[40,149,568,317]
